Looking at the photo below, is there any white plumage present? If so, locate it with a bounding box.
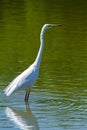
[4,63,38,96]
[4,24,61,102]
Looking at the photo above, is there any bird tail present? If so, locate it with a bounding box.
[4,79,18,96]
[4,85,13,96]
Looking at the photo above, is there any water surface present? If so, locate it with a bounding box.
[0,0,87,130]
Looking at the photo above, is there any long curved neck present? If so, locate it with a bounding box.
[34,27,45,68]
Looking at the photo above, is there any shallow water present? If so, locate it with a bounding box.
[1,0,87,130]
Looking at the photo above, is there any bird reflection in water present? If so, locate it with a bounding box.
[5,104,39,130]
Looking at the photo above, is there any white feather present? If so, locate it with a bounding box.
[4,63,38,96]
[4,24,60,101]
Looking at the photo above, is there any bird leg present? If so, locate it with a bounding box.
[25,90,30,103]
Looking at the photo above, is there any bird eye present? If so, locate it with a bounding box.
[48,25,52,28]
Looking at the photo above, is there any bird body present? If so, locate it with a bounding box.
[4,24,61,102]
[4,63,38,96]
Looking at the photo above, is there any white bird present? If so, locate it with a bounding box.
[4,24,61,102]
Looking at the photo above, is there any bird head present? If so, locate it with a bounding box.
[41,24,62,33]
[44,24,62,29]
[40,23,62,39]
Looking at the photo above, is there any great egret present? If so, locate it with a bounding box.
[4,24,61,102]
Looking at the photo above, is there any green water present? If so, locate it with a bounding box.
[0,0,87,130]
